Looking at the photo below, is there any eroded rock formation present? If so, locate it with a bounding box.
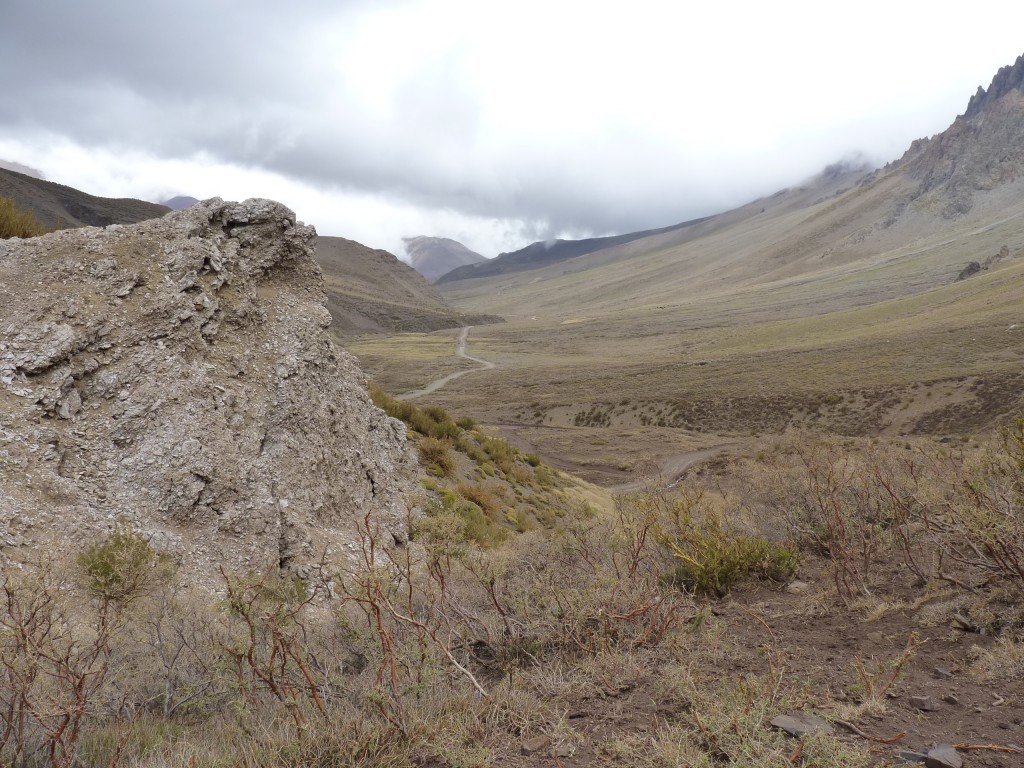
[0,198,414,583]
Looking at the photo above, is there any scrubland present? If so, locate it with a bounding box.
[3,404,1022,767]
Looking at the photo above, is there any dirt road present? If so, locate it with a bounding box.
[399,327,494,400]
[496,422,731,490]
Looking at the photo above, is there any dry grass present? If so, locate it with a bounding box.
[351,256,1024,477]
[970,636,1024,682]
[0,195,46,238]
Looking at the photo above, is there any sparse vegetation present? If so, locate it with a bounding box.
[370,383,582,538]
[7,417,1024,765]
[78,522,170,601]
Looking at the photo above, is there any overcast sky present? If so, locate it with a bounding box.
[2,1,1022,258]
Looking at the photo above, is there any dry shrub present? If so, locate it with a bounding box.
[0,563,119,767]
[740,419,1024,626]
[456,481,504,517]
[0,196,46,239]
[417,436,455,477]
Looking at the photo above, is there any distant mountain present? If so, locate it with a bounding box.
[435,217,711,284]
[161,195,200,210]
[439,51,1024,319]
[0,159,43,178]
[315,236,501,334]
[403,236,487,282]
[432,53,1024,439]
[0,168,169,230]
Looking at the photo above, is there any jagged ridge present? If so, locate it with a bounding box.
[964,54,1024,118]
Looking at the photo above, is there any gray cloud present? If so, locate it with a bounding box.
[3,1,1023,250]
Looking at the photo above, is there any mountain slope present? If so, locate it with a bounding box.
[358,54,1024,443]
[0,167,170,229]
[315,236,499,335]
[403,235,486,282]
[0,159,43,178]
[437,68,1024,322]
[436,216,711,284]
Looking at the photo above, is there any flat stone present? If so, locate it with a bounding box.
[770,712,834,738]
[933,667,953,679]
[925,744,962,768]
[941,694,960,706]
[786,580,810,594]
[952,614,978,632]
[910,695,938,711]
[521,736,551,755]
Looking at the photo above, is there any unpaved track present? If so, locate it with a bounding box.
[399,327,494,400]
[400,331,728,486]
[609,446,728,492]
[497,422,731,490]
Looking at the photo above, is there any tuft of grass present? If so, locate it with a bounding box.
[970,636,1024,682]
[456,481,504,518]
[0,196,46,239]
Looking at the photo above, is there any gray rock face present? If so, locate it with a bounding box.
[0,198,415,584]
[897,53,1024,220]
[964,54,1024,118]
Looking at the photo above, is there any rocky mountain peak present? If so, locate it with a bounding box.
[963,53,1024,118]
[0,198,414,584]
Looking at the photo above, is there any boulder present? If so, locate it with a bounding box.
[0,198,415,584]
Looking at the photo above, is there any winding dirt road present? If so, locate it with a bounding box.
[397,328,729,489]
[399,326,495,400]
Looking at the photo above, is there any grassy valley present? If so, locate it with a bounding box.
[4,48,1024,768]
[349,151,1024,475]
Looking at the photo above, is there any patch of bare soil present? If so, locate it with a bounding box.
[501,560,1022,768]
[716,566,1023,766]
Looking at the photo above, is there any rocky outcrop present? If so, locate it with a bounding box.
[897,52,1024,219]
[0,198,415,583]
[963,54,1024,118]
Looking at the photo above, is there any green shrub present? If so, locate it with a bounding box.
[421,489,508,547]
[663,506,797,597]
[78,523,171,601]
[668,535,797,597]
